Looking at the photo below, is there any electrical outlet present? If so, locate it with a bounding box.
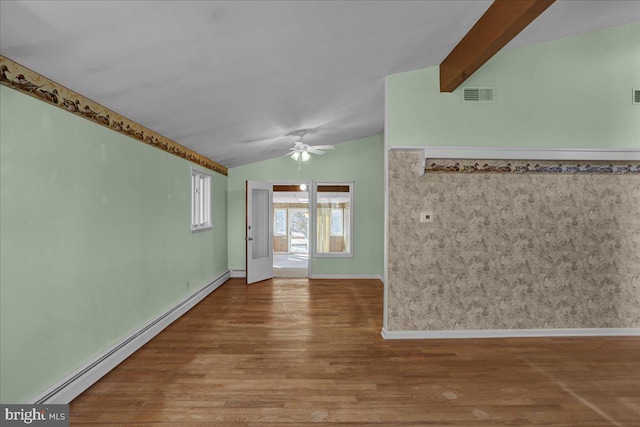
[420,211,434,223]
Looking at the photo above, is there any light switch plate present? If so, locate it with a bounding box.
[420,211,434,223]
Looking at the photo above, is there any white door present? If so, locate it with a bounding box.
[246,181,273,284]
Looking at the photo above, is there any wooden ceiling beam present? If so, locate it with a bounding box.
[439,0,555,93]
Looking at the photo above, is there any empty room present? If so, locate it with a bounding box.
[1,1,639,426]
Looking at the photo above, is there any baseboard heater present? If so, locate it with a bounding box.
[30,270,230,404]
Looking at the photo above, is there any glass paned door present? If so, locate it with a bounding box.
[246,181,273,284]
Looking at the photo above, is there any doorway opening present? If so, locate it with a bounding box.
[273,184,309,278]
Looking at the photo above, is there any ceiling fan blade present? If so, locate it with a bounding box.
[307,148,326,155]
[312,145,335,150]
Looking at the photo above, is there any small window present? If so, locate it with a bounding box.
[274,208,287,236]
[314,182,353,257]
[191,168,212,232]
[330,209,343,236]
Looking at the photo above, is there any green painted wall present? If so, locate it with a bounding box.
[0,86,228,403]
[388,23,640,149]
[227,134,384,277]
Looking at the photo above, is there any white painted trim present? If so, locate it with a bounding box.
[29,271,231,404]
[309,274,383,281]
[388,145,640,161]
[190,167,213,232]
[231,271,382,281]
[313,252,354,258]
[230,269,246,278]
[381,327,640,340]
[190,225,214,233]
[383,76,389,332]
[309,180,316,277]
[418,148,426,177]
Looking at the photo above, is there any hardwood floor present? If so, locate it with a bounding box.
[71,278,640,426]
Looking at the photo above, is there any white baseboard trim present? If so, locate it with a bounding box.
[29,270,231,404]
[230,271,381,281]
[388,145,640,161]
[309,274,383,281]
[230,270,246,278]
[381,327,640,340]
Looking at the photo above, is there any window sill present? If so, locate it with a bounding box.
[191,225,215,233]
[314,252,353,258]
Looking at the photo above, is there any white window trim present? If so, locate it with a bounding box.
[313,182,354,258]
[191,167,213,233]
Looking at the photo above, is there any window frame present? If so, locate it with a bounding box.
[312,181,354,258]
[190,167,212,233]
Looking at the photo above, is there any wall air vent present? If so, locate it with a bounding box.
[463,87,495,103]
[634,89,640,105]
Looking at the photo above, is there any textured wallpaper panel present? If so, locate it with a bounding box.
[388,151,640,331]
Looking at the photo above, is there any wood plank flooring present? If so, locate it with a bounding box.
[70,278,640,426]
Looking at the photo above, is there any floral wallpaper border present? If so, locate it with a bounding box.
[426,159,640,175]
[0,56,227,176]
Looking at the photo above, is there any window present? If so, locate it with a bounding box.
[314,183,353,257]
[274,208,287,236]
[191,168,211,232]
[330,209,343,236]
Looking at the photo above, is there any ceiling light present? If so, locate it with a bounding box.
[301,151,311,162]
[299,184,307,191]
[291,152,300,161]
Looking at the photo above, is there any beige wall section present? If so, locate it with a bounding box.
[387,151,640,331]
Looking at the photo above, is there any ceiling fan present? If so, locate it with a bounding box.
[283,130,334,169]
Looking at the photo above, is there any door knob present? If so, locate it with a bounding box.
[246,237,253,241]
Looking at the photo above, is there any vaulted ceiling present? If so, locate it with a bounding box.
[1,1,639,167]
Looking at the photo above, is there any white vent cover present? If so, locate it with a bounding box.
[634,89,640,105]
[463,87,495,102]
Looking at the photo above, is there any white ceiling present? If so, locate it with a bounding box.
[1,1,639,167]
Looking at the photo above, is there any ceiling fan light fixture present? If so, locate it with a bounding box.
[283,129,332,169]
